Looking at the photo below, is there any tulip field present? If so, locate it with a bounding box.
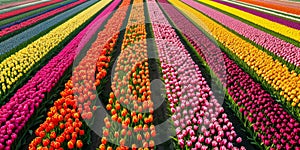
[0,0,300,150]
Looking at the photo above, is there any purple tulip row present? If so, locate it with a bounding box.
[148,1,244,149]
[224,54,300,149]
[0,1,121,149]
[182,0,300,67]
[157,0,300,149]
[213,0,300,30]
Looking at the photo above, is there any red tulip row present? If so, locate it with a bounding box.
[0,0,62,20]
[99,0,156,149]
[0,0,86,38]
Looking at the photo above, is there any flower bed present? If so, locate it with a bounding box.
[0,0,86,38]
[148,1,245,149]
[0,0,62,20]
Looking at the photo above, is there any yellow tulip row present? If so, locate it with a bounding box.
[198,0,300,42]
[0,0,111,96]
[169,0,300,108]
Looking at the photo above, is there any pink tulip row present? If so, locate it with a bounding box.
[0,0,86,38]
[0,0,62,20]
[157,0,300,149]
[183,0,300,67]
[0,0,38,10]
[147,1,244,149]
[157,0,227,86]
[0,1,120,149]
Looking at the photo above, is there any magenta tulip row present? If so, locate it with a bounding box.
[183,0,300,67]
[148,1,244,149]
[0,0,86,38]
[0,1,121,149]
[224,54,300,149]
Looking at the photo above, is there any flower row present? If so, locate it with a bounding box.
[183,0,300,80]
[0,1,121,149]
[29,0,129,149]
[197,0,300,42]
[225,55,300,149]
[239,0,300,15]
[0,0,86,38]
[0,0,45,14]
[100,0,156,149]
[149,1,245,149]
[0,0,97,57]
[0,0,37,10]
[159,0,300,149]
[0,0,61,20]
[0,0,111,101]
[212,0,300,30]
[0,0,75,30]
[171,0,300,111]
[219,0,300,23]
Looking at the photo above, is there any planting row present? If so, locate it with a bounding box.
[0,0,120,149]
[100,0,157,149]
[0,0,86,38]
[181,0,300,68]
[220,0,300,21]
[0,0,46,14]
[0,0,38,10]
[212,0,300,30]
[170,0,300,118]
[218,0,300,23]
[238,0,300,15]
[148,1,245,149]
[28,0,130,149]
[0,0,61,20]
[158,0,300,149]
[196,0,300,43]
[0,0,111,103]
[0,0,76,31]
[0,0,74,28]
[0,0,97,57]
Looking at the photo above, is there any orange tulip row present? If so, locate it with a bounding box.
[99,0,156,150]
[28,0,131,149]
